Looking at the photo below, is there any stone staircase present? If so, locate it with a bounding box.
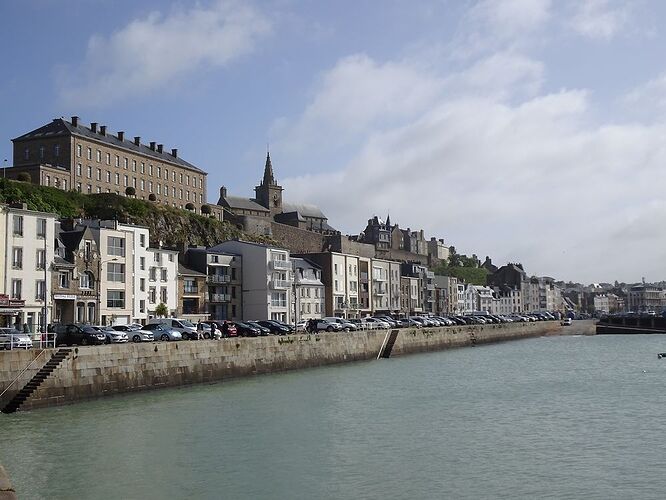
[1,348,72,414]
[378,330,400,359]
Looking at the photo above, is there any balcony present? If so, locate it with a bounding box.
[210,293,231,303]
[270,279,290,290]
[271,259,291,270]
[183,286,199,294]
[374,286,388,296]
[207,274,231,284]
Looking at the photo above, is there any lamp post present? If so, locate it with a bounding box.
[97,257,118,325]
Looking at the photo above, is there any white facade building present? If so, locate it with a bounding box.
[0,204,56,332]
[146,247,179,319]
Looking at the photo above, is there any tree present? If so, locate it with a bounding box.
[154,303,168,317]
[185,202,195,211]
[148,193,157,202]
[16,172,31,183]
[448,246,461,267]
[125,186,136,197]
[200,204,211,215]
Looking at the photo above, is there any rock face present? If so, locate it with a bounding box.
[0,465,17,500]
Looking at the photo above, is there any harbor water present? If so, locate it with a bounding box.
[3,330,666,499]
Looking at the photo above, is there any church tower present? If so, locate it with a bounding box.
[254,152,283,216]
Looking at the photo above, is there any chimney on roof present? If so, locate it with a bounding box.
[90,122,97,133]
[100,125,106,136]
[220,186,227,199]
[171,148,178,157]
[117,131,124,141]
[134,136,140,146]
[157,144,163,153]
[150,142,156,151]
[71,116,79,127]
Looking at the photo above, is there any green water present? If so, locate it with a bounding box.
[2,332,666,499]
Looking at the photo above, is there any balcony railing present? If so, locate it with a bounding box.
[210,293,231,303]
[183,286,199,294]
[270,280,290,290]
[207,274,231,284]
[271,260,291,270]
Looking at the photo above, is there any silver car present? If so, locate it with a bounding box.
[0,328,33,350]
[93,325,128,344]
[143,323,182,341]
[112,325,154,343]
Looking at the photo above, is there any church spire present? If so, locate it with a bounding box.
[263,151,275,186]
[386,212,391,227]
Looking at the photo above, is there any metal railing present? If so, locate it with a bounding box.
[207,274,231,284]
[271,260,292,270]
[210,293,231,302]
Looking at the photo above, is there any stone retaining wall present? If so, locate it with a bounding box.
[0,322,560,411]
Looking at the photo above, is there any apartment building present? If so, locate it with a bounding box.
[292,257,325,322]
[9,116,208,212]
[146,247,179,320]
[433,275,458,315]
[211,241,291,323]
[176,264,208,322]
[400,276,423,314]
[0,204,56,332]
[401,262,435,314]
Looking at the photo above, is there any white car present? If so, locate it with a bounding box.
[0,328,33,350]
[361,318,390,329]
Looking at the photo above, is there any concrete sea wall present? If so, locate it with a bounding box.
[0,322,561,411]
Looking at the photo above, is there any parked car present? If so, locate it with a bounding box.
[92,325,128,344]
[296,320,308,332]
[323,317,357,332]
[112,324,154,343]
[246,321,272,336]
[0,328,33,350]
[561,318,572,326]
[143,323,182,341]
[309,319,343,332]
[148,318,199,340]
[199,321,226,339]
[374,316,400,328]
[398,318,422,328]
[361,318,390,329]
[270,320,295,333]
[54,324,106,346]
[232,322,262,337]
[256,320,291,335]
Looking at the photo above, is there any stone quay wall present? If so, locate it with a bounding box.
[0,322,560,411]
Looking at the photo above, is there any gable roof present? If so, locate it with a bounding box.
[282,202,326,219]
[13,118,205,174]
[218,195,269,212]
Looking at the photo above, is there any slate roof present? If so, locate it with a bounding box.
[58,229,85,252]
[282,202,326,219]
[178,263,206,277]
[218,195,269,212]
[13,118,205,174]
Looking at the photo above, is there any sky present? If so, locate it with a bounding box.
[1,0,665,284]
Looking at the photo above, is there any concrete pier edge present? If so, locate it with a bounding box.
[0,321,595,412]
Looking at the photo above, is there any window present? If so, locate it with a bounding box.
[149,267,157,281]
[184,279,197,293]
[149,165,153,176]
[36,218,47,238]
[186,175,190,186]
[62,179,67,190]
[140,257,145,270]
[12,247,22,269]
[77,144,82,157]
[179,189,183,199]
[271,292,287,307]
[140,300,145,313]
[168,253,174,262]
[193,177,197,188]
[106,152,111,165]
[149,287,156,304]
[141,162,145,174]
[39,146,45,159]
[36,249,45,270]
[172,187,176,197]
[11,279,22,300]
[115,155,120,167]
[154,252,160,263]
[107,236,125,256]
[180,173,183,183]
[132,160,136,171]
[106,171,111,182]
[139,234,146,247]
[160,288,167,303]
[97,168,102,181]
[334,264,338,274]
[172,171,176,182]
[141,179,145,190]
[165,169,169,180]
[107,262,125,282]
[54,144,60,157]
[115,173,119,185]
[124,158,128,169]
[86,165,92,178]
[35,280,46,301]
[149,181,153,192]
[124,175,128,187]
[157,167,161,178]
[77,182,82,192]
[80,271,93,289]
[45,175,50,186]
[58,272,69,288]
[133,177,137,188]
[87,184,92,194]
[87,147,92,160]
[13,215,23,236]
[157,183,161,195]
[140,278,145,292]
[96,150,101,162]
[107,291,125,308]
[161,269,167,281]
[97,187,102,193]
[24,148,30,160]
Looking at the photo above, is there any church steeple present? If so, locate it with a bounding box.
[255,150,283,215]
[262,151,275,186]
[386,213,391,227]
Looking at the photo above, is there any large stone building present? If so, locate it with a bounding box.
[7,116,208,212]
[218,153,335,236]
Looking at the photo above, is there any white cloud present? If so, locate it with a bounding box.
[57,0,271,106]
[451,0,552,57]
[624,72,666,115]
[278,51,666,283]
[569,0,629,40]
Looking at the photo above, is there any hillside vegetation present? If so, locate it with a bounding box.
[0,178,274,247]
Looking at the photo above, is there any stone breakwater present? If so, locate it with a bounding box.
[0,322,563,412]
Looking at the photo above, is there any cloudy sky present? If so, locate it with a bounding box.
[1,0,665,284]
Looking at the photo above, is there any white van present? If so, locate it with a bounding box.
[148,318,199,340]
